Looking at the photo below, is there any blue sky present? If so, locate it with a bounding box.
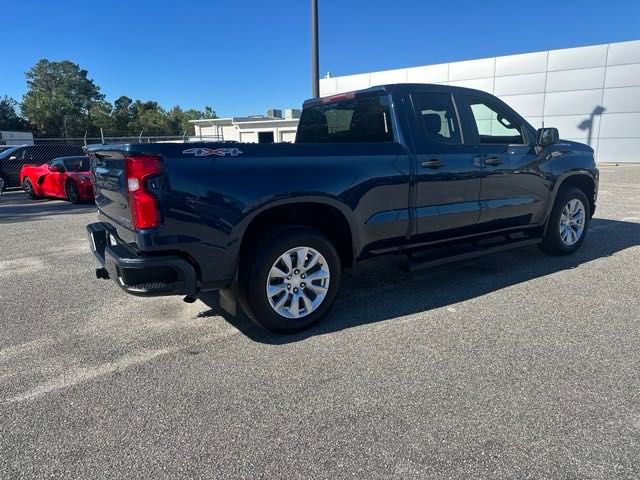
[1,0,639,117]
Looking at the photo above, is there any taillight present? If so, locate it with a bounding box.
[125,155,164,229]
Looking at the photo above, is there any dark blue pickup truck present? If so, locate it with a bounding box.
[86,83,598,332]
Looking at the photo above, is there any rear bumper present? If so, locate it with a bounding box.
[87,222,198,297]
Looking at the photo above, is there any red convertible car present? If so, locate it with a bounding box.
[20,156,94,203]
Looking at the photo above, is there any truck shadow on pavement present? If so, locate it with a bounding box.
[0,191,95,224]
[200,217,640,344]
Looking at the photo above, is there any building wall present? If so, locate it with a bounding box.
[320,40,640,163]
[192,120,299,143]
[192,123,234,140]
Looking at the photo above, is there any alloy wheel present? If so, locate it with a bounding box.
[559,198,586,246]
[24,179,34,196]
[266,246,330,319]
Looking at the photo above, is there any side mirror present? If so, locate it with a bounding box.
[536,127,559,147]
[49,164,63,173]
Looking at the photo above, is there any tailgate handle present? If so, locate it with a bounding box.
[421,159,444,169]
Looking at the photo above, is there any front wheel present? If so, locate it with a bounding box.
[239,226,341,333]
[65,181,81,204]
[541,186,591,255]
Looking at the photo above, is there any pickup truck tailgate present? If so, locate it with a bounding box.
[89,148,132,228]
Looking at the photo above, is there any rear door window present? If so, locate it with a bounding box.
[297,95,394,143]
[411,92,462,145]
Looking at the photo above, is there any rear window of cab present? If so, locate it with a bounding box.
[297,95,394,143]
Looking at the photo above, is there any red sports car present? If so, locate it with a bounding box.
[20,156,94,203]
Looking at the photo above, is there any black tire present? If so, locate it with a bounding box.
[238,226,341,333]
[22,178,39,199]
[540,186,591,255]
[65,181,81,204]
[0,175,6,193]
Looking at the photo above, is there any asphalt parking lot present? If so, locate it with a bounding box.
[1,165,639,479]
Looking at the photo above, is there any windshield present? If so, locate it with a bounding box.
[63,157,90,172]
[0,146,20,159]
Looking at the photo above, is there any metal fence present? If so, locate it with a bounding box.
[31,133,225,147]
[0,134,225,191]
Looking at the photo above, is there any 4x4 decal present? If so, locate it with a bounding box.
[183,147,243,157]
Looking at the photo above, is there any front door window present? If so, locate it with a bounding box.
[468,100,525,145]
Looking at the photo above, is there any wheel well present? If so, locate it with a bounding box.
[240,203,354,269]
[558,174,596,215]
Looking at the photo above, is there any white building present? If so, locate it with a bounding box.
[191,109,300,143]
[320,39,640,163]
[0,130,34,146]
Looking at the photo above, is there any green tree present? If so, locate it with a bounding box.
[112,96,133,133]
[21,59,104,137]
[166,105,187,135]
[0,96,29,131]
[17,58,219,138]
[164,106,217,135]
[128,100,169,134]
[180,109,206,135]
[89,100,115,135]
[202,106,217,119]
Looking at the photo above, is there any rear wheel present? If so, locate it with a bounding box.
[65,181,80,204]
[541,186,590,255]
[239,226,341,333]
[22,178,39,199]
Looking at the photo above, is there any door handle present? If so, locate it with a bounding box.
[421,159,444,169]
[484,157,502,166]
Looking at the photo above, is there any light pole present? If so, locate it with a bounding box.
[311,0,319,98]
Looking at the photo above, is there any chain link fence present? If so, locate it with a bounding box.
[29,133,225,147]
[0,133,224,191]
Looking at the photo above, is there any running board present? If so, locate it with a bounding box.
[403,237,542,272]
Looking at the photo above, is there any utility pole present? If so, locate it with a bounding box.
[311,0,319,98]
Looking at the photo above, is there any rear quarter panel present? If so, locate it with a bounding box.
[19,164,46,191]
[127,142,412,287]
